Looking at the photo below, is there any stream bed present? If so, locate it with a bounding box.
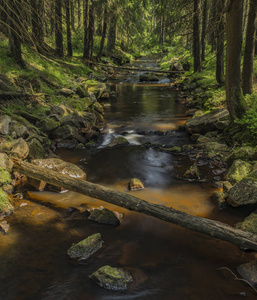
[0,57,256,299]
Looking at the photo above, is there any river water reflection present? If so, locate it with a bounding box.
[0,58,256,299]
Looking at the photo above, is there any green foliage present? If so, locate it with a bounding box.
[235,109,257,138]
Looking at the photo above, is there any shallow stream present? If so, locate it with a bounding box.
[0,57,256,299]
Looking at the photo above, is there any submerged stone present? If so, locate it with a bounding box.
[183,163,200,180]
[67,233,103,260]
[88,208,120,226]
[90,265,133,290]
[237,260,257,287]
[129,178,144,191]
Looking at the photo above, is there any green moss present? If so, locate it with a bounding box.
[236,211,257,235]
[0,188,13,214]
[0,168,12,186]
[225,160,253,185]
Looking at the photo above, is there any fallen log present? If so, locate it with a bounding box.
[14,159,257,251]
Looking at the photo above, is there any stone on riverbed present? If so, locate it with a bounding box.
[183,163,200,180]
[211,191,227,210]
[67,233,103,260]
[237,260,257,287]
[88,207,121,226]
[235,210,257,235]
[225,160,253,185]
[129,178,144,191]
[139,72,159,82]
[107,136,130,148]
[90,265,133,290]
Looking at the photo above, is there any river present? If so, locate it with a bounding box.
[0,57,256,299]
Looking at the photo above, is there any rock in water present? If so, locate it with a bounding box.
[90,266,132,290]
[67,233,103,260]
[107,136,130,148]
[88,208,120,226]
[129,178,144,191]
[237,260,257,287]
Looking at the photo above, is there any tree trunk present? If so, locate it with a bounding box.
[30,0,45,52]
[201,0,208,62]
[226,0,247,120]
[70,0,75,30]
[98,1,108,58]
[106,5,117,56]
[193,0,202,72]
[8,0,25,66]
[66,0,73,56]
[83,0,91,59]
[210,0,217,52]
[55,0,64,57]
[216,0,225,84]
[242,0,257,95]
[0,0,8,34]
[13,159,257,251]
[159,15,164,45]
[78,0,81,28]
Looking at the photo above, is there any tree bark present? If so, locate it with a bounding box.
[193,0,202,72]
[201,0,208,62]
[106,4,117,56]
[65,0,73,56]
[242,0,257,95]
[13,159,257,251]
[98,1,108,58]
[216,0,225,84]
[210,0,217,52]
[78,0,81,28]
[30,0,45,52]
[226,0,247,120]
[55,0,64,57]
[8,0,25,67]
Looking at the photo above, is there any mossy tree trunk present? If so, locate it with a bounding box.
[8,0,25,67]
[83,0,94,59]
[226,0,247,120]
[106,3,117,56]
[216,0,225,85]
[55,0,64,57]
[201,0,208,62]
[242,0,257,95]
[65,0,73,56]
[30,0,45,52]
[193,0,202,72]
[98,0,108,58]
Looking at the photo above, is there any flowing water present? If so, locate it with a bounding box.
[0,57,256,300]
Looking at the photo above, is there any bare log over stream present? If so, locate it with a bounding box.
[14,159,257,251]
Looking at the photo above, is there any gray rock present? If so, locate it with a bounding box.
[88,208,120,226]
[11,138,29,159]
[67,233,103,260]
[227,170,257,207]
[90,266,132,290]
[237,260,257,287]
[28,138,46,159]
[185,108,229,134]
[56,139,79,149]
[0,115,11,135]
[12,124,29,139]
[107,137,130,148]
[139,72,159,82]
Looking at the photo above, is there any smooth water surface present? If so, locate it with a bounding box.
[0,57,256,300]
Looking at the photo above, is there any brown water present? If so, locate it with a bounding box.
[1,57,256,299]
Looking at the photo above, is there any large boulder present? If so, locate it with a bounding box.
[11,123,29,139]
[88,207,120,226]
[227,170,257,207]
[1,138,30,160]
[0,115,11,135]
[185,108,229,134]
[67,233,103,260]
[28,138,46,159]
[225,160,253,185]
[36,118,60,133]
[237,260,257,287]
[90,266,132,291]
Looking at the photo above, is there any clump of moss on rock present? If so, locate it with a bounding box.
[0,188,13,216]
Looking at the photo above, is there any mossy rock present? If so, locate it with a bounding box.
[28,138,46,160]
[160,146,181,154]
[1,138,29,160]
[0,153,13,172]
[92,102,104,114]
[0,188,13,216]
[67,233,103,260]
[36,118,60,133]
[129,178,144,191]
[235,210,257,235]
[227,146,257,163]
[88,208,120,226]
[227,170,257,207]
[107,137,130,148]
[211,191,227,210]
[183,163,200,180]
[0,168,12,186]
[225,160,253,185]
[90,266,132,291]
